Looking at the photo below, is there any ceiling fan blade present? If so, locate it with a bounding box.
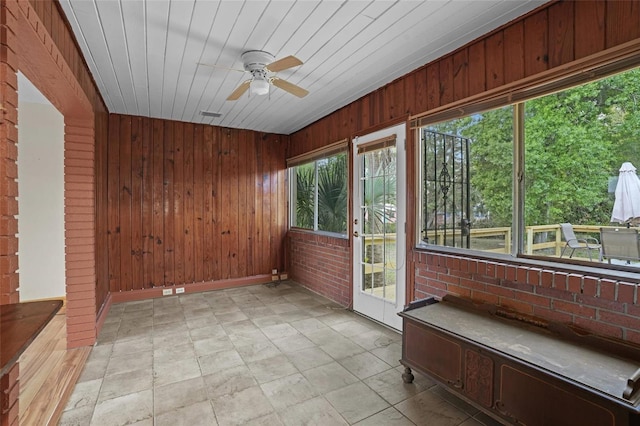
[271,78,309,98]
[227,80,251,100]
[198,62,245,73]
[266,55,303,73]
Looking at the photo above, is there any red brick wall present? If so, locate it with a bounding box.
[1,363,19,426]
[0,0,20,305]
[1,0,106,349]
[1,3,21,422]
[414,251,640,345]
[288,230,351,307]
[64,119,96,347]
[14,0,100,349]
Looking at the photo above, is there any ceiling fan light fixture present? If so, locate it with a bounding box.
[250,78,269,96]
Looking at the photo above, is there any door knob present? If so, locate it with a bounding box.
[353,231,359,237]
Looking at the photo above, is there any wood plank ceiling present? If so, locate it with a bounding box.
[58,0,547,135]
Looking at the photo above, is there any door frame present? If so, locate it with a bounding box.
[351,123,406,330]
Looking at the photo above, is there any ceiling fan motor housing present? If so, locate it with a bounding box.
[241,50,275,72]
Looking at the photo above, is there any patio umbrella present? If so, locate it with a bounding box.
[611,162,640,226]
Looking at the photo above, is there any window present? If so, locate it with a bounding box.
[418,66,640,268]
[419,106,514,253]
[290,151,348,235]
[523,68,640,264]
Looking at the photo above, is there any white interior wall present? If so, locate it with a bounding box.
[17,73,66,301]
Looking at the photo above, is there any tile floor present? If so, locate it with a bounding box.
[59,281,503,426]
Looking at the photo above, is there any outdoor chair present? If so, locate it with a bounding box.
[559,223,602,261]
[599,227,640,264]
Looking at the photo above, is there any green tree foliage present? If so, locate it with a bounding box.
[294,163,315,229]
[599,69,640,168]
[427,107,513,228]
[362,148,397,234]
[524,83,613,225]
[460,108,514,227]
[523,68,640,225]
[427,67,640,228]
[294,154,348,234]
[294,150,398,235]
[318,153,348,233]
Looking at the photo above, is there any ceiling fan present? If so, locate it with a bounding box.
[202,50,309,101]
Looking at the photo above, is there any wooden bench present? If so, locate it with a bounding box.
[400,295,640,426]
[1,300,62,426]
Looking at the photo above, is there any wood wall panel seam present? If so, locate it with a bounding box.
[163,120,175,287]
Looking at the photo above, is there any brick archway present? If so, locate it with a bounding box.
[1,0,97,348]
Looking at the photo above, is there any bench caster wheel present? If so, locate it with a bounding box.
[402,366,414,383]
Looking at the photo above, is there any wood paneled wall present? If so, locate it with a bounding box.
[105,115,288,293]
[287,0,640,343]
[289,1,640,156]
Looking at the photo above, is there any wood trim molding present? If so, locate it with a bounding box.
[286,138,349,167]
[356,134,396,154]
[95,292,112,338]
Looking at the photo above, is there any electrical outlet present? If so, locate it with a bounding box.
[162,289,172,296]
[175,287,185,294]
[272,269,278,275]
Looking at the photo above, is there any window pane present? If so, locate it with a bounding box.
[317,152,348,233]
[290,152,347,235]
[420,106,514,253]
[293,162,315,230]
[524,68,640,265]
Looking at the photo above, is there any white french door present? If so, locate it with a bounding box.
[352,124,406,330]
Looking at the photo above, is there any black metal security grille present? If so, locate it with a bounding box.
[422,130,471,248]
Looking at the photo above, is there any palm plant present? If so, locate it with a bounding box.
[294,164,314,229]
[294,150,396,236]
[294,154,348,233]
[362,149,397,235]
[317,154,348,233]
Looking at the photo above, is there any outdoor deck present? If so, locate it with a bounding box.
[364,225,640,264]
